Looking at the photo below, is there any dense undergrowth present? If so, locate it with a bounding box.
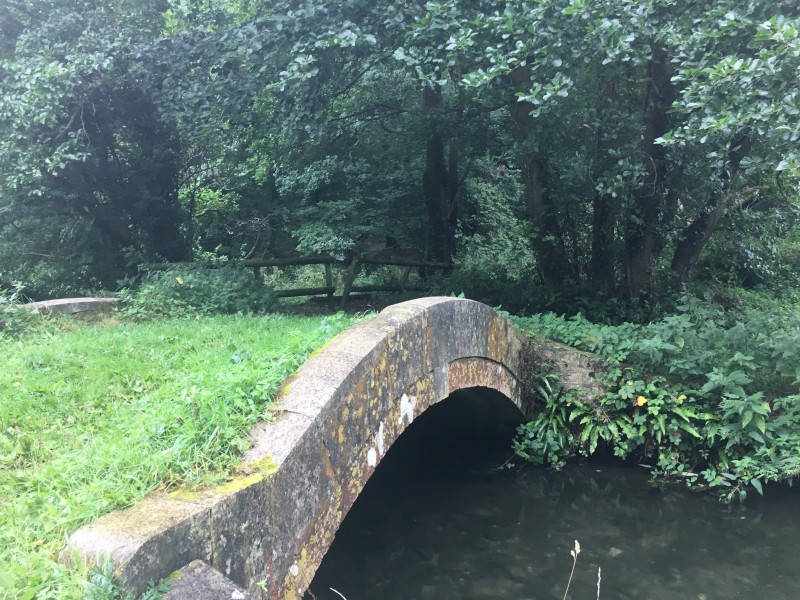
[118,266,278,319]
[511,293,800,502]
[0,309,361,600]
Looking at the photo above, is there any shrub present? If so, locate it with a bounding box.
[438,162,539,313]
[512,295,800,501]
[0,286,42,338]
[120,267,276,319]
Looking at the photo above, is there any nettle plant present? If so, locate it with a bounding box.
[512,296,800,501]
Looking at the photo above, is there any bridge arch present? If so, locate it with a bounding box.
[68,297,531,598]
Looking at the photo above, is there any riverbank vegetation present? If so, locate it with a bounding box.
[0,310,359,599]
[512,290,800,502]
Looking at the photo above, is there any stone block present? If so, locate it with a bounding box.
[163,560,257,600]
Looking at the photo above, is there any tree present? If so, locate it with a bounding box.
[0,0,189,294]
[455,0,800,298]
[2,0,798,302]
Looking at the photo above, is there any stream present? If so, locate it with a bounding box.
[306,393,800,600]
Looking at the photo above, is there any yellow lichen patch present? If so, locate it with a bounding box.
[305,333,341,361]
[352,379,367,399]
[249,455,279,477]
[168,488,201,501]
[215,472,263,494]
[487,317,504,361]
[169,457,276,499]
[275,372,299,401]
[282,547,314,600]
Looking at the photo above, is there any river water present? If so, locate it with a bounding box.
[306,392,800,600]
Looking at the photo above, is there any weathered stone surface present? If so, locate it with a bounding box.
[163,560,257,600]
[64,491,221,587]
[23,297,119,318]
[64,297,600,599]
[529,339,606,400]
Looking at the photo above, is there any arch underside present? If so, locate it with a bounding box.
[279,356,523,599]
[265,297,527,599]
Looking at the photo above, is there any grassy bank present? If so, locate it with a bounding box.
[0,312,360,599]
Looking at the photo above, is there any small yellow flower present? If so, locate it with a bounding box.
[636,395,648,407]
[175,276,184,285]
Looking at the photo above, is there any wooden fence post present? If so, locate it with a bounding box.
[324,264,334,309]
[340,257,360,310]
[399,265,412,290]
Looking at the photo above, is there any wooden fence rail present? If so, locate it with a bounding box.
[138,255,450,308]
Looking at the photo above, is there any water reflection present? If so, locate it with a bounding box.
[307,393,800,600]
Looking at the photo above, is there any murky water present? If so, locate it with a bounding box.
[307,392,800,600]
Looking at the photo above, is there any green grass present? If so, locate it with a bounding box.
[0,312,361,599]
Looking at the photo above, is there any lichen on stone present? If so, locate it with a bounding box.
[250,455,279,477]
[216,473,264,494]
[168,488,201,501]
[215,456,279,494]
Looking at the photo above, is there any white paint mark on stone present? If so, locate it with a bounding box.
[376,421,385,456]
[367,447,378,467]
[231,591,245,599]
[399,393,417,426]
[290,563,299,577]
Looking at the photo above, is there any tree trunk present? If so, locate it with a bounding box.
[509,66,571,288]
[670,134,752,283]
[624,46,674,300]
[590,190,615,293]
[670,202,728,283]
[421,84,459,263]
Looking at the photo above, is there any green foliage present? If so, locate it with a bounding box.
[441,159,538,312]
[0,286,41,338]
[0,312,362,599]
[513,296,800,501]
[513,374,578,468]
[276,148,422,260]
[83,563,169,600]
[4,0,800,301]
[120,267,276,319]
[0,0,190,295]
[697,185,800,290]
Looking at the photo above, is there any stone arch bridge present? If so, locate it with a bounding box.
[68,297,599,599]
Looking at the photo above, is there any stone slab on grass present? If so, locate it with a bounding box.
[23,297,120,318]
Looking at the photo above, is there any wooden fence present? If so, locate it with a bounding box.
[138,255,451,308]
